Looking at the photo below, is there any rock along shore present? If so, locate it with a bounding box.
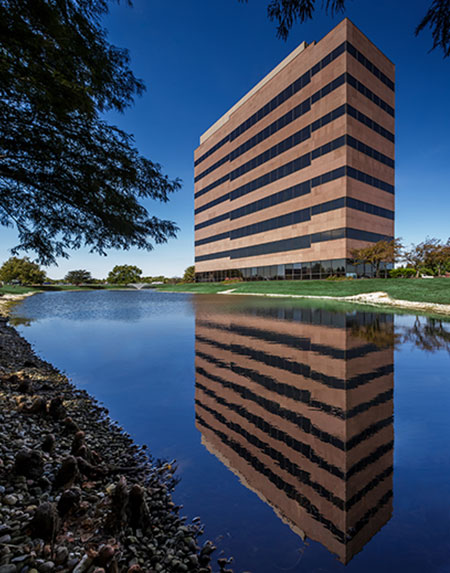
[0,300,230,573]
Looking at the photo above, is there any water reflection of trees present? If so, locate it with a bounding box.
[400,317,450,353]
[351,317,450,353]
[350,318,399,349]
[7,316,34,327]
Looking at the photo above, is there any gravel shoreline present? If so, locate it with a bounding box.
[0,304,228,573]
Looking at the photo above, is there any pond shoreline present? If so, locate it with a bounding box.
[216,289,450,316]
[0,305,220,573]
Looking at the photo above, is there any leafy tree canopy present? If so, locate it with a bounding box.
[0,256,46,284]
[64,269,93,285]
[242,0,450,57]
[350,238,403,277]
[404,237,450,276]
[183,265,195,283]
[0,0,180,265]
[107,264,142,284]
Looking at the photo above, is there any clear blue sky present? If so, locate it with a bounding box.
[1,0,449,278]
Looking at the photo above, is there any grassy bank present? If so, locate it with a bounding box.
[3,278,449,306]
[0,284,131,295]
[157,278,450,304]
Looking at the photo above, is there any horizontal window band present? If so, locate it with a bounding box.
[195,97,394,186]
[195,163,393,221]
[195,179,310,228]
[195,192,230,215]
[347,73,394,117]
[195,231,230,246]
[195,196,394,246]
[195,41,394,168]
[195,80,342,186]
[197,346,392,421]
[231,100,312,162]
[195,135,229,168]
[197,390,392,513]
[346,166,394,194]
[195,227,393,262]
[196,364,345,450]
[347,135,394,167]
[195,99,312,184]
[195,212,229,231]
[196,332,394,390]
[229,179,310,220]
[196,381,394,497]
[196,319,386,360]
[347,104,394,142]
[347,443,394,481]
[195,77,394,194]
[196,411,394,545]
[195,139,393,212]
[196,380,345,480]
[346,41,394,90]
[196,364,392,453]
[195,412,347,543]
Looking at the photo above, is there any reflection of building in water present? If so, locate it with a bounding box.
[194,304,394,564]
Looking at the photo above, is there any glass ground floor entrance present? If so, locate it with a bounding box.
[195,259,392,282]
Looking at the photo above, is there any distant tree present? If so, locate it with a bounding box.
[107,264,142,284]
[350,239,403,278]
[404,242,427,277]
[0,0,180,265]
[64,269,92,285]
[183,265,195,283]
[241,0,450,57]
[424,238,450,276]
[140,275,168,283]
[405,237,450,276]
[164,276,183,284]
[0,256,46,285]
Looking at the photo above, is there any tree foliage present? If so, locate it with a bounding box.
[0,0,180,265]
[0,256,46,284]
[242,0,450,57]
[404,237,450,276]
[64,269,93,285]
[183,265,195,283]
[350,239,403,277]
[107,264,142,284]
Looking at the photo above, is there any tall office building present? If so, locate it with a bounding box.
[194,19,395,281]
[194,301,394,563]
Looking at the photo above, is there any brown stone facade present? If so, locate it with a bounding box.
[194,19,395,281]
[194,301,394,563]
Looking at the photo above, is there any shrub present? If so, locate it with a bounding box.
[325,275,349,281]
[403,268,416,278]
[222,277,243,284]
[389,267,416,278]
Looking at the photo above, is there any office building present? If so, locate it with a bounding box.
[194,19,395,281]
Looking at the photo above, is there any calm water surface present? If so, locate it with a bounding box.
[11,290,450,572]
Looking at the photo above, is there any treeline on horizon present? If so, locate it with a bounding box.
[1,235,450,287]
[0,260,195,286]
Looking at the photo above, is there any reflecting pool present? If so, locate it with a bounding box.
[11,290,450,572]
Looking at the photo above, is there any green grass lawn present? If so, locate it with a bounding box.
[0,284,130,295]
[157,278,450,304]
[0,285,43,294]
[2,278,449,306]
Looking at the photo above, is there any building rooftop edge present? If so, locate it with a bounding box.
[198,17,395,148]
[199,40,309,145]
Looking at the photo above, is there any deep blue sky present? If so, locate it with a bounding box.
[1,0,449,278]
